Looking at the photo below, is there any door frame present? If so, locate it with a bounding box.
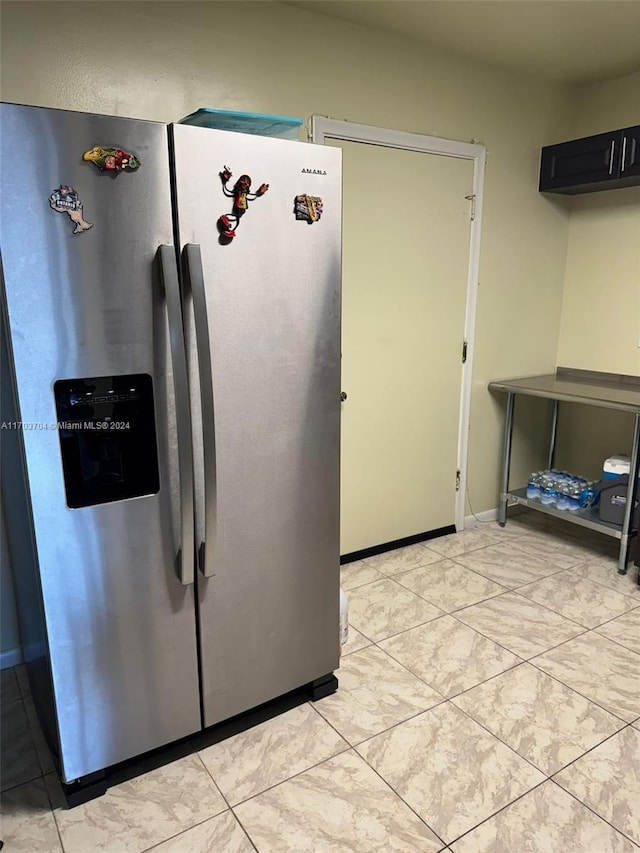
[311,116,485,531]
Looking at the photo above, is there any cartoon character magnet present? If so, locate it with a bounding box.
[83,146,140,174]
[294,194,323,224]
[49,186,93,234]
[217,165,269,243]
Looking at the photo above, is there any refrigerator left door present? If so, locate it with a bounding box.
[0,104,201,782]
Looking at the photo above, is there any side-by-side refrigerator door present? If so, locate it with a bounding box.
[0,104,201,782]
[171,124,342,727]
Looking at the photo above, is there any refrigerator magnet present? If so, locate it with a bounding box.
[217,165,269,242]
[294,194,323,224]
[48,186,94,234]
[82,146,141,175]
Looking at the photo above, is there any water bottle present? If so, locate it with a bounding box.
[579,481,599,510]
[526,471,543,500]
[541,473,557,506]
[339,587,349,654]
[556,480,571,510]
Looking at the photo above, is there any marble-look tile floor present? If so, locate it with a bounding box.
[2,512,640,852]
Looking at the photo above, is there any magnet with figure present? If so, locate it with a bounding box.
[48,185,93,234]
[217,165,269,242]
[294,194,323,224]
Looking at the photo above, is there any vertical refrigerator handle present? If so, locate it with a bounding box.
[183,244,217,578]
[157,245,195,586]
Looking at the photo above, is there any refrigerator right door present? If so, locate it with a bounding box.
[172,125,342,726]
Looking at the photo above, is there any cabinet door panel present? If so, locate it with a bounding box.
[539,131,620,192]
[621,126,640,178]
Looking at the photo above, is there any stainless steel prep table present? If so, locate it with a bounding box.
[488,369,640,576]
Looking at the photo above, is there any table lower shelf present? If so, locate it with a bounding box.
[503,487,631,539]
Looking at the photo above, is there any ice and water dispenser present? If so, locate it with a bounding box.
[54,374,159,508]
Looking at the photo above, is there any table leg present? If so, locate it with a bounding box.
[618,412,640,575]
[548,400,559,470]
[498,392,515,527]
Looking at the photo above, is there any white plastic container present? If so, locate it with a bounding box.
[603,455,631,480]
[339,587,349,652]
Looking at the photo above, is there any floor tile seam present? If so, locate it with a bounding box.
[551,722,639,780]
[347,574,448,618]
[445,695,554,779]
[342,641,373,657]
[351,607,447,645]
[475,586,587,629]
[392,573,507,615]
[218,740,355,809]
[228,806,260,852]
[426,540,504,561]
[547,776,640,848]
[349,742,448,851]
[507,543,597,570]
[305,698,355,750]
[0,693,26,714]
[22,709,55,777]
[0,766,44,794]
[576,572,640,601]
[451,558,569,590]
[46,776,73,853]
[560,578,640,611]
[509,585,634,630]
[526,654,636,725]
[591,627,640,658]
[194,750,234,812]
[332,695,449,751]
[503,563,587,594]
[445,609,536,660]
[138,810,256,853]
[367,639,451,698]
[377,635,523,702]
[449,607,589,660]
[220,744,366,808]
[449,686,626,778]
[341,578,383,592]
[443,776,550,848]
[446,556,515,590]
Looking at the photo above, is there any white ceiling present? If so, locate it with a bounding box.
[284,0,640,85]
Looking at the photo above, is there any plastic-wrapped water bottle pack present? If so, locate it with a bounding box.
[526,469,599,511]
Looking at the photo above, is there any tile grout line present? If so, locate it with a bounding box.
[447,606,588,660]
[444,777,550,848]
[526,636,639,725]
[592,625,640,658]
[42,774,68,853]
[547,776,640,849]
[347,745,449,852]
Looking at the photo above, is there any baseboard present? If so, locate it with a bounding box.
[341,524,456,565]
[464,508,499,527]
[0,647,23,670]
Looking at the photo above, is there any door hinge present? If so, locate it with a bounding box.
[456,470,461,492]
[462,339,468,363]
[465,193,476,220]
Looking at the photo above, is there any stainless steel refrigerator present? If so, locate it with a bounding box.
[0,103,341,794]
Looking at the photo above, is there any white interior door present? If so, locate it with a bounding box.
[329,139,474,554]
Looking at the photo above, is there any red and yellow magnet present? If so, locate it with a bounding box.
[83,146,140,174]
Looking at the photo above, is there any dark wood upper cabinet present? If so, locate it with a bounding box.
[620,126,640,178]
[539,126,640,194]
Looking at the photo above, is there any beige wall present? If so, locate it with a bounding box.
[552,71,640,479]
[1,1,574,524]
[556,71,640,376]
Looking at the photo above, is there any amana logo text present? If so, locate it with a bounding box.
[301,168,327,175]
